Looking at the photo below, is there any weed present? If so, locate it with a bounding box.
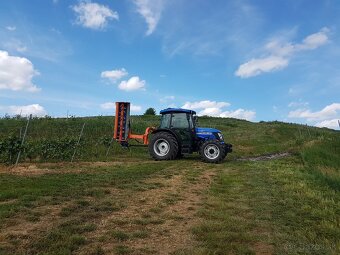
[88,245,105,255]
[133,218,165,225]
[115,245,133,254]
[131,230,149,239]
[111,230,130,241]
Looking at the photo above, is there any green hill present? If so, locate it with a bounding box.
[0,115,339,254]
[1,115,339,164]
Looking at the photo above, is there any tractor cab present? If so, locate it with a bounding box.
[159,109,196,130]
[151,108,232,162]
[159,108,197,154]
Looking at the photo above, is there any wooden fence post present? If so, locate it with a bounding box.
[71,123,86,162]
[105,137,114,158]
[15,114,32,166]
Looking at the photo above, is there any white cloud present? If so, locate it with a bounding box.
[100,102,116,110]
[298,28,330,50]
[181,100,255,121]
[266,28,330,55]
[235,27,330,78]
[235,56,288,78]
[100,102,142,112]
[101,69,146,92]
[0,50,40,92]
[130,104,142,112]
[199,107,222,116]
[288,103,340,130]
[0,104,47,117]
[133,0,164,35]
[6,26,16,31]
[182,100,230,109]
[220,109,256,120]
[72,1,118,30]
[118,76,146,91]
[288,103,340,121]
[315,119,340,129]
[101,68,128,83]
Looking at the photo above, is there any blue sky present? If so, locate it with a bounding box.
[0,0,339,129]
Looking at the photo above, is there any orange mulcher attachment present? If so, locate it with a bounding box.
[114,102,154,147]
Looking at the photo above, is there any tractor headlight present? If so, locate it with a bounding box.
[217,132,224,140]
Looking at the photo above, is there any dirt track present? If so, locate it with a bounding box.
[237,152,291,161]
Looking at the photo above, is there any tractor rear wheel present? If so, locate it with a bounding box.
[200,140,225,163]
[149,132,179,160]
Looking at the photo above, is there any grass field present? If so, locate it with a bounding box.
[0,116,339,254]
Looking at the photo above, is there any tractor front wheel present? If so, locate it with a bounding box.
[200,140,225,163]
[149,132,179,160]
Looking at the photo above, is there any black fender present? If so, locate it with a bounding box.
[151,128,182,148]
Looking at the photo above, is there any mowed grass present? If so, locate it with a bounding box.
[191,158,339,255]
[188,129,339,255]
[0,160,178,254]
[2,155,338,254]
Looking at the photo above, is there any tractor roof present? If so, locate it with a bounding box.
[160,108,196,115]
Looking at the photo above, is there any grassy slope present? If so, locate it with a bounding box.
[0,115,337,161]
[0,116,339,254]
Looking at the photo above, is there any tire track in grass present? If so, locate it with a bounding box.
[78,161,216,255]
[191,161,275,254]
[192,157,339,254]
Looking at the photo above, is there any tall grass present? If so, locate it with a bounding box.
[299,135,340,191]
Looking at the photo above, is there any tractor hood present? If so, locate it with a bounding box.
[196,127,221,133]
[195,127,223,141]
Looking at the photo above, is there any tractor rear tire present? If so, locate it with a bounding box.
[149,132,179,161]
[200,140,225,163]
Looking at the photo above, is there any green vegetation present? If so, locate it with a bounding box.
[0,115,163,164]
[193,159,339,254]
[0,115,339,254]
[1,115,337,164]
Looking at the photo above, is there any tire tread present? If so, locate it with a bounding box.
[149,132,178,161]
[199,140,225,163]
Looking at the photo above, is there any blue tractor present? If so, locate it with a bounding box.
[114,102,232,163]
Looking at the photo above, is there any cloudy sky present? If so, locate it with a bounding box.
[0,0,339,129]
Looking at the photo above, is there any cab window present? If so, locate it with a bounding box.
[171,113,189,129]
[160,114,171,128]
